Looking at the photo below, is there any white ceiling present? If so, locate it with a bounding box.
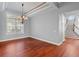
[0,2,69,15]
[0,2,43,13]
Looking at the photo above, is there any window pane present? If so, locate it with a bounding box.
[7,16,24,34]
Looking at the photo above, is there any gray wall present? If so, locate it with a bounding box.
[0,11,6,39]
[1,2,79,45]
[29,2,79,45]
[29,6,63,45]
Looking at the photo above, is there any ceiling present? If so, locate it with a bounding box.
[0,2,43,13]
[0,2,68,15]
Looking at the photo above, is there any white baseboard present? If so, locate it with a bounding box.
[29,36,64,46]
[0,36,65,46]
[0,36,29,42]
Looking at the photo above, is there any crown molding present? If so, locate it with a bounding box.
[25,2,54,17]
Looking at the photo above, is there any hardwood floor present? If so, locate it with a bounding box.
[0,37,79,57]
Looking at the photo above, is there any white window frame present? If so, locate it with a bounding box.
[6,12,24,35]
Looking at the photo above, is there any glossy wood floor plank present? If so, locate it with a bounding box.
[0,37,79,57]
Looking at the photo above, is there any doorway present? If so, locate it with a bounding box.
[64,11,79,39]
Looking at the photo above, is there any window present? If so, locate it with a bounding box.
[74,16,79,27]
[73,16,79,35]
[67,15,75,21]
[67,15,79,35]
[6,12,24,34]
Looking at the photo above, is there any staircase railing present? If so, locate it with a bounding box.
[73,24,79,31]
[73,17,79,36]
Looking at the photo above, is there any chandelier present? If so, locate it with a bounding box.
[16,3,28,24]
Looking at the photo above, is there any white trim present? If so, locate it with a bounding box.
[58,13,66,45]
[26,3,51,17]
[0,36,64,45]
[29,36,64,46]
[0,36,29,42]
[2,2,5,10]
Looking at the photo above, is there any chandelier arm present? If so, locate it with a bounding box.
[22,3,24,17]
